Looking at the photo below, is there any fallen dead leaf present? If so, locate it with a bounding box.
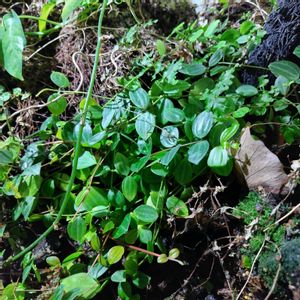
[235,127,289,195]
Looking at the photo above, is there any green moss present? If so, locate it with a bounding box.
[233,192,271,225]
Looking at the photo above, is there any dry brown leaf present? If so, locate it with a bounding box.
[235,127,289,195]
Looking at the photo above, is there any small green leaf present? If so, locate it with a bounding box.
[187,141,209,165]
[134,205,158,223]
[151,164,168,177]
[113,214,131,239]
[62,0,81,21]
[76,186,108,211]
[269,60,300,81]
[205,20,220,37]
[274,76,290,95]
[240,20,253,34]
[1,283,25,300]
[168,248,180,259]
[50,71,70,88]
[107,246,125,264]
[139,228,152,244]
[39,2,56,32]
[122,176,138,202]
[160,145,180,166]
[236,85,258,97]
[209,49,224,67]
[157,254,168,264]
[135,112,155,140]
[46,256,61,267]
[179,62,206,76]
[233,107,250,118]
[273,99,288,111]
[166,196,189,217]
[61,273,100,299]
[156,39,166,56]
[2,11,26,80]
[220,119,239,145]
[207,146,228,167]
[131,156,149,172]
[67,217,87,242]
[47,93,67,116]
[91,234,101,251]
[160,126,179,148]
[129,88,150,109]
[164,108,185,123]
[114,152,130,176]
[111,270,126,283]
[77,151,97,169]
[293,46,300,58]
[192,111,214,139]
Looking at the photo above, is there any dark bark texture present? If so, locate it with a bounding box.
[242,0,300,84]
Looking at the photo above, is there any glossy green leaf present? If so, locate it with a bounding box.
[1,283,25,300]
[192,111,214,139]
[1,11,26,80]
[130,155,150,173]
[166,196,189,217]
[62,0,81,21]
[240,20,253,34]
[114,152,130,176]
[50,71,70,88]
[46,256,61,267]
[233,107,250,118]
[150,164,168,177]
[122,176,138,201]
[135,112,155,140]
[134,205,158,223]
[67,217,87,242]
[205,20,220,37]
[90,234,101,251]
[76,186,108,211]
[179,62,206,76]
[275,76,290,95]
[107,246,124,264]
[157,254,168,264]
[293,46,300,58]
[209,49,223,67]
[88,131,106,146]
[47,93,67,116]
[77,151,97,169]
[61,273,100,299]
[236,85,258,97]
[129,88,149,109]
[220,119,239,145]
[187,141,209,165]
[156,39,166,56]
[39,2,56,32]
[111,270,126,283]
[168,248,180,259]
[160,126,179,148]
[160,145,180,166]
[139,228,152,244]
[269,60,300,81]
[207,146,229,167]
[164,108,185,123]
[113,214,131,239]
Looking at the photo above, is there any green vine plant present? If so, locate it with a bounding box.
[0,2,300,299]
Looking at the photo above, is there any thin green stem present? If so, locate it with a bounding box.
[4,0,108,265]
[19,15,61,26]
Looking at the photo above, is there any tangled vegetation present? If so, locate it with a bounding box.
[0,1,299,299]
